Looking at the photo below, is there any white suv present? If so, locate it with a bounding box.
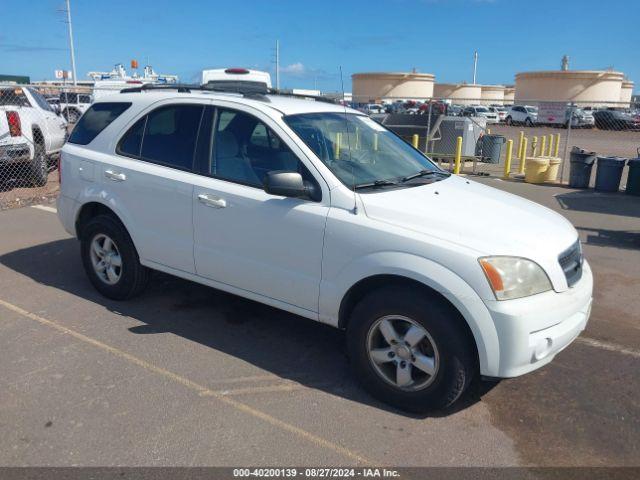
[505,105,538,126]
[57,85,593,412]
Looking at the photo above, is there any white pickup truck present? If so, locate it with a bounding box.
[0,86,67,185]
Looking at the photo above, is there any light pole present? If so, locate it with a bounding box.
[472,51,478,84]
[65,0,78,86]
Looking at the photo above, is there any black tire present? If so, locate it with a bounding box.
[505,116,512,126]
[30,141,48,187]
[64,109,80,123]
[347,286,476,413]
[524,117,533,127]
[80,214,150,300]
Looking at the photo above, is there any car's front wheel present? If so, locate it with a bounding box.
[80,214,150,300]
[505,116,512,126]
[524,117,533,127]
[347,286,476,413]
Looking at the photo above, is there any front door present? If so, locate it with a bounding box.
[192,106,329,313]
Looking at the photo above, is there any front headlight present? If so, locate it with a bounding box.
[479,256,552,300]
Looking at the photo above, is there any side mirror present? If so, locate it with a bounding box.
[264,171,319,201]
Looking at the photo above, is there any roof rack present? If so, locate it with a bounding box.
[119,83,197,93]
[118,81,339,105]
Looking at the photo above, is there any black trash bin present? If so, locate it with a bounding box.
[594,156,626,192]
[626,153,640,196]
[568,147,597,188]
[478,134,506,163]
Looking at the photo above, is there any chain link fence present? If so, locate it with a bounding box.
[365,97,640,186]
[0,83,84,210]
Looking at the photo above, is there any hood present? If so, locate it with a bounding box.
[360,175,578,258]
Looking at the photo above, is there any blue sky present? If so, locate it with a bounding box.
[2,0,638,92]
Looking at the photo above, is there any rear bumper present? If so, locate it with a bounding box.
[484,260,593,378]
[56,194,80,237]
[0,143,31,164]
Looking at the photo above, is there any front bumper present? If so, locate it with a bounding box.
[484,260,593,378]
[0,143,31,164]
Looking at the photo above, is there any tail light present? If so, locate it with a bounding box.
[6,111,21,137]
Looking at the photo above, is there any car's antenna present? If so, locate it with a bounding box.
[339,66,357,215]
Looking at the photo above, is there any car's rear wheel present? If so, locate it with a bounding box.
[524,117,533,127]
[30,142,48,187]
[347,286,476,412]
[80,214,150,300]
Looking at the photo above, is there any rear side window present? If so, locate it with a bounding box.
[117,117,146,157]
[0,88,31,107]
[140,104,203,170]
[68,102,131,145]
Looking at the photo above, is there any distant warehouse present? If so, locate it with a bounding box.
[0,74,30,84]
[352,71,435,103]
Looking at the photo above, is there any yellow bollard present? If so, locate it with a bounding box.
[519,137,528,174]
[412,134,419,149]
[547,134,554,156]
[486,128,491,135]
[503,139,513,179]
[517,130,525,159]
[540,136,547,158]
[531,136,538,157]
[355,126,360,150]
[334,132,341,158]
[453,136,463,174]
[373,132,378,151]
[554,133,561,157]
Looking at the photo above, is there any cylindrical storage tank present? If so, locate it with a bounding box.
[351,72,435,103]
[620,80,634,107]
[503,86,515,104]
[433,83,482,105]
[514,70,625,108]
[480,85,506,105]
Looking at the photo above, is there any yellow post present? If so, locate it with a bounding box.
[519,137,528,174]
[554,133,561,157]
[547,134,554,156]
[531,136,538,157]
[373,132,378,151]
[517,130,525,159]
[412,134,419,149]
[355,126,359,150]
[334,132,341,158]
[540,136,547,158]
[503,139,513,179]
[486,128,491,135]
[453,136,463,174]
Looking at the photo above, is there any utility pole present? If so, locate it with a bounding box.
[65,0,78,85]
[472,51,478,84]
[275,40,280,90]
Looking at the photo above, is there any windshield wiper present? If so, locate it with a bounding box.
[401,169,450,182]
[354,179,399,190]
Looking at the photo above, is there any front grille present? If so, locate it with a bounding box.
[558,240,583,287]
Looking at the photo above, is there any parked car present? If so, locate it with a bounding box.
[57,85,593,412]
[0,85,67,185]
[462,105,499,123]
[364,103,385,115]
[593,109,640,130]
[59,91,93,123]
[488,105,507,122]
[505,105,538,126]
[447,104,463,117]
[565,107,595,129]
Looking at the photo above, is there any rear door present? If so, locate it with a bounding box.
[191,104,330,313]
[105,101,205,274]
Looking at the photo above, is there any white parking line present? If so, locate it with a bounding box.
[31,205,57,213]
[577,337,640,359]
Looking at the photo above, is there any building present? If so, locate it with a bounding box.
[432,83,480,105]
[620,80,634,106]
[480,85,506,105]
[514,70,631,107]
[352,71,435,103]
[503,86,515,104]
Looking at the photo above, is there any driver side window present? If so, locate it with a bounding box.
[211,109,306,188]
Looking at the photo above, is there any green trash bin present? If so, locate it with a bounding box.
[626,151,640,196]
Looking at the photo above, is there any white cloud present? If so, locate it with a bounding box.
[281,62,307,76]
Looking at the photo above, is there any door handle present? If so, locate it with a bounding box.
[198,193,227,208]
[104,169,126,182]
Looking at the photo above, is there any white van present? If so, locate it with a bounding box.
[201,68,272,90]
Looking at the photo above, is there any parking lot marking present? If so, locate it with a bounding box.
[31,205,57,213]
[0,297,374,465]
[577,336,640,359]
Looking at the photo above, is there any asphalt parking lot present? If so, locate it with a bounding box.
[0,180,639,467]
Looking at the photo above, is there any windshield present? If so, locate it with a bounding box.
[526,107,538,113]
[284,112,441,189]
[475,107,489,113]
